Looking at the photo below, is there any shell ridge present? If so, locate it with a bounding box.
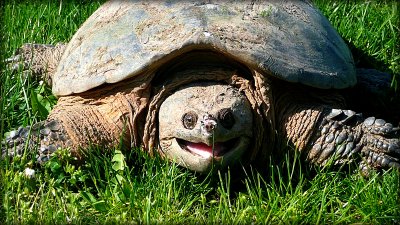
[53,1,356,96]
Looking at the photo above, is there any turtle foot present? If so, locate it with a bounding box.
[1,119,72,164]
[5,43,66,86]
[308,109,400,172]
[360,117,400,170]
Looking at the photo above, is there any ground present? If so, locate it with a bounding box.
[0,1,399,224]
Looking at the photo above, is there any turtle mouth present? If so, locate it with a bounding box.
[176,138,240,158]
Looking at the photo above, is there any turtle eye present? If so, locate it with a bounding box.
[218,108,235,129]
[182,111,198,130]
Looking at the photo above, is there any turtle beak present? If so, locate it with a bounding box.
[200,114,217,133]
[200,114,218,146]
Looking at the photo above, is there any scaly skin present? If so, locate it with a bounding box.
[310,109,400,174]
[2,119,72,163]
[2,69,152,162]
[3,44,67,162]
[2,43,400,174]
[276,84,400,173]
[6,43,66,85]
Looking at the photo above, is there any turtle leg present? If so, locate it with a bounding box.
[2,104,134,164]
[283,105,400,174]
[2,100,133,164]
[1,119,72,164]
[2,43,67,162]
[6,43,66,86]
[2,81,150,164]
[307,109,399,173]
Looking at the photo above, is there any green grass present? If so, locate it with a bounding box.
[1,1,399,224]
[314,0,400,99]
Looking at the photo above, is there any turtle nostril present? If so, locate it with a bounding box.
[201,115,217,133]
[205,123,216,132]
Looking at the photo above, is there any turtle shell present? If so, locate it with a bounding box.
[53,0,356,96]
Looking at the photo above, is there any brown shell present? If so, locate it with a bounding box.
[53,0,356,96]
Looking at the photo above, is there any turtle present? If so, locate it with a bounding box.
[2,0,399,175]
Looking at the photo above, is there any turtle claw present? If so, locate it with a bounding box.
[362,117,399,136]
[360,117,400,170]
[4,43,65,85]
[308,108,400,172]
[1,126,36,159]
[359,161,372,177]
[6,44,38,71]
[5,54,21,63]
[1,119,72,164]
[5,54,23,71]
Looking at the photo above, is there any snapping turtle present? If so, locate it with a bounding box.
[2,0,399,174]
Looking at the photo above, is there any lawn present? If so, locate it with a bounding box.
[1,1,399,224]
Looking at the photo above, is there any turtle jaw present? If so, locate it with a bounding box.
[158,82,254,173]
[176,138,240,158]
[160,136,250,173]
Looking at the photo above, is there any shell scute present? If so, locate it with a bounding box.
[53,0,356,96]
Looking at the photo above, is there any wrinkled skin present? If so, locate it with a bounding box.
[2,44,400,176]
[158,82,253,173]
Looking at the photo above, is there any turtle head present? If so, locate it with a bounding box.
[158,82,253,173]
